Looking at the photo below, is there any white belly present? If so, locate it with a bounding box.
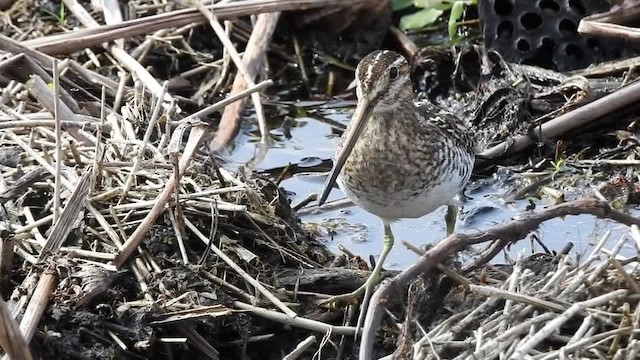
[337,168,469,222]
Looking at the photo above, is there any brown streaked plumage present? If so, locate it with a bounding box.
[317,50,475,327]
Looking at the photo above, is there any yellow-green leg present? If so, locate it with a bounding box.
[354,223,394,336]
[445,204,457,235]
[319,222,395,311]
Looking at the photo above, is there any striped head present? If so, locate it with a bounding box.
[355,50,412,111]
[317,50,413,205]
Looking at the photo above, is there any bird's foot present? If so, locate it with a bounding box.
[318,272,380,308]
[319,223,394,338]
[318,287,365,308]
[319,273,381,339]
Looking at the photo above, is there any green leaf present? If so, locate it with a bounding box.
[399,8,444,30]
[414,0,451,9]
[392,0,414,11]
[435,2,454,10]
[59,2,66,24]
[448,1,465,40]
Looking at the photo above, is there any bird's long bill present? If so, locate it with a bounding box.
[317,98,373,205]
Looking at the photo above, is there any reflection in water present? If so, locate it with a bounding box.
[232,107,635,269]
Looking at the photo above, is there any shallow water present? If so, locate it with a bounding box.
[232,105,635,270]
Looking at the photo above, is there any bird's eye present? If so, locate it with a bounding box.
[389,67,399,80]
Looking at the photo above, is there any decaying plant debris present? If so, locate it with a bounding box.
[2,0,640,359]
[361,199,640,359]
[405,227,640,359]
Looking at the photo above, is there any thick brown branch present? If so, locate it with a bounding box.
[359,198,640,360]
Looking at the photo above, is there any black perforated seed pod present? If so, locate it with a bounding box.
[478,0,628,71]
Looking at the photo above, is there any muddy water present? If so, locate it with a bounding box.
[232,106,633,269]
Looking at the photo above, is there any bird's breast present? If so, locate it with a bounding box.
[337,122,474,220]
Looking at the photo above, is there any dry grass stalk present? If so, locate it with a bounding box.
[26,75,88,144]
[405,226,640,360]
[16,271,56,344]
[113,78,273,266]
[61,0,172,102]
[53,59,62,223]
[358,201,640,359]
[184,218,297,318]
[37,170,92,262]
[21,0,367,54]
[189,0,270,147]
[212,12,280,152]
[0,0,370,357]
[282,335,317,360]
[0,299,32,360]
[0,34,121,94]
[234,301,357,336]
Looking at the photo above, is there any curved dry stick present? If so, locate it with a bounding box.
[580,1,640,24]
[210,12,280,150]
[579,21,640,41]
[359,198,640,360]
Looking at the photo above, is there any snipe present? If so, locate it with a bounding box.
[317,50,475,326]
